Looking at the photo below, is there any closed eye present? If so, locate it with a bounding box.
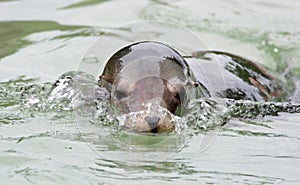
[115,90,128,100]
[169,84,186,103]
[174,92,180,102]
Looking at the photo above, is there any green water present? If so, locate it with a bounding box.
[1,0,300,184]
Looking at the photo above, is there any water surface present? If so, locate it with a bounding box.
[1,0,300,184]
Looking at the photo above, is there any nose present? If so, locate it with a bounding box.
[145,116,160,133]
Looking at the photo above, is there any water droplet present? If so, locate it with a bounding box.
[273,48,279,53]
[82,55,99,64]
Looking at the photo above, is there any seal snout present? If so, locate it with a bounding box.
[145,116,160,133]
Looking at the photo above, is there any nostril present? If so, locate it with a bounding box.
[145,116,160,133]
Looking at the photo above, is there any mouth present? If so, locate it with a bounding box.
[116,105,176,134]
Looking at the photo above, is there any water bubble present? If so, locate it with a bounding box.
[82,55,99,64]
[261,40,266,46]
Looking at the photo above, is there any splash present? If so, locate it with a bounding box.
[226,99,300,118]
[10,71,300,135]
[182,97,300,134]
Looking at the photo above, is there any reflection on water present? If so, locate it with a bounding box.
[61,0,110,9]
[1,69,300,184]
[0,21,86,59]
[1,0,300,184]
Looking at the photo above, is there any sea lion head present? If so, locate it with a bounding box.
[99,41,201,133]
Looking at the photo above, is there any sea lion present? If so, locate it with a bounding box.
[49,41,287,134]
[99,41,203,133]
[98,41,286,133]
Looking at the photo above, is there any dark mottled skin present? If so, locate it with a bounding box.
[186,51,287,102]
